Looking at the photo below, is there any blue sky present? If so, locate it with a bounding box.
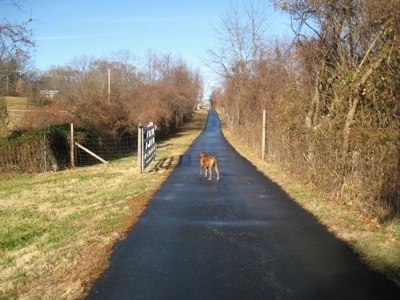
[4,0,292,90]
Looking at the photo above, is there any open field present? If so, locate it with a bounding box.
[4,96,29,128]
[0,109,399,299]
[5,96,27,110]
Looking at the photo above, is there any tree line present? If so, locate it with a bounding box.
[0,4,202,138]
[20,51,203,137]
[0,2,202,172]
[208,0,399,221]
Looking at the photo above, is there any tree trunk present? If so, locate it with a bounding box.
[342,57,383,159]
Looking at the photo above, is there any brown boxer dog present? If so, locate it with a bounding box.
[198,150,220,181]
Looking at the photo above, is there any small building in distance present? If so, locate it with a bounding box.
[40,89,59,99]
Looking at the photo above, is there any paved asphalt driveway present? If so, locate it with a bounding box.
[87,110,400,300]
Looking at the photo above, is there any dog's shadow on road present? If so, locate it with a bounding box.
[149,154,192,172]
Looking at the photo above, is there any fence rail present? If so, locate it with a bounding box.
[74,135,137,166]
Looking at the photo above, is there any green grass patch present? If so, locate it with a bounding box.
[0,208,50,251]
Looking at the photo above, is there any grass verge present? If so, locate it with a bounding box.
[0,109,208,299]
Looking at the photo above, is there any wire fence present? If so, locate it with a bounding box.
[0,134,138,173]
[74,135,137,166]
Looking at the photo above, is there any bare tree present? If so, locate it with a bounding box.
[207,2,269,78]
[206,1,270,125]
[0,0,35,95]
[0,1,34,136]
[271,0,400,216]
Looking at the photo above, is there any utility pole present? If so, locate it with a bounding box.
[107,69,111,104]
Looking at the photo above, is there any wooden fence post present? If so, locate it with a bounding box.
[43,134,47,172]
[70,123,75,167]
[138,123,143,173]
[262,110,266,160]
